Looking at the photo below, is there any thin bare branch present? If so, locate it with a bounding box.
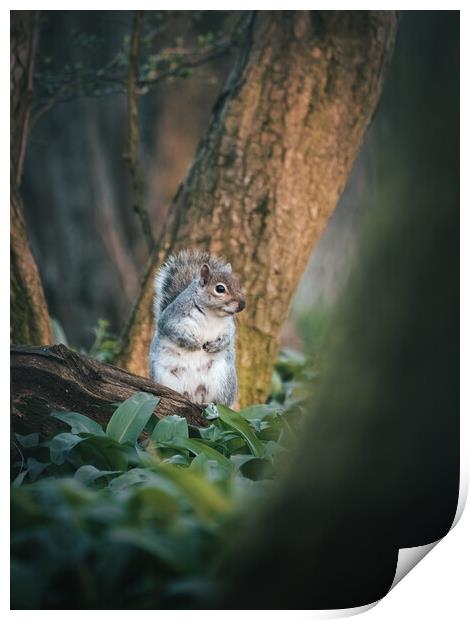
[138,41,234,90]
[126,10,155,255]
[14,11,40,187]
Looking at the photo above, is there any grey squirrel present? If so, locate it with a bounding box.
[149,250,246,406]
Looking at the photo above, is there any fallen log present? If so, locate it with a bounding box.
[11,344,208,441]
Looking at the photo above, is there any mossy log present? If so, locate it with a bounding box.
[11,344,208,444]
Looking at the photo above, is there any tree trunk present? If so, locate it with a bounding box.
[116,11,398,407]
[11,344,207,443]
[11,187,53,346]
[11,10,52,346]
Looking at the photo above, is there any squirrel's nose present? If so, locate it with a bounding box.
[238,299,246,312]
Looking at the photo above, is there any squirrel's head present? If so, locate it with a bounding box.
[197,263,245,317]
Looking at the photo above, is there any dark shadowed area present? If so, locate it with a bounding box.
[220,11,460,608]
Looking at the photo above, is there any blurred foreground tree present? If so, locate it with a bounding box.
[10,11,52,345]
[116,11,398,406]
[220,11,459,608]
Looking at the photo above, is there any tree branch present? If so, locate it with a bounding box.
[125,10,155,255]
[11,10,41,187]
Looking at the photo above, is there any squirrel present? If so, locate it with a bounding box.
[149,249,246,407]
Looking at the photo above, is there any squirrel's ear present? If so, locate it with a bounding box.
[225,262,232,273]
[200,264,210,286]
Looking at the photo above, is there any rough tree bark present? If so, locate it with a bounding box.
[11,344,207,442]
[11,10,52,346]
[116,10,398,407]
[11,187,53,346]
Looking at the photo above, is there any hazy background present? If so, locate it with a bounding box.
[23,10,398,352]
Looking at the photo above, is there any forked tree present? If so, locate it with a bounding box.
[11,11,398,407]
[116,11,398,406]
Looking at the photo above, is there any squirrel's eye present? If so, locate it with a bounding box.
[215,284,226,294]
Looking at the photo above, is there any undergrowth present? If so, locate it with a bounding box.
[11,349,310,609]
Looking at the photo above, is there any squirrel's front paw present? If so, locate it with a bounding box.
[203,338,221,353]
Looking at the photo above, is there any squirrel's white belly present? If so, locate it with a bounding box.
[154,335,228,404]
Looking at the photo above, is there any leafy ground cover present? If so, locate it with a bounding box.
[11,349,310,609]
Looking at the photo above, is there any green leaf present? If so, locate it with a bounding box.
[49,433,84,465]
[232,476,275,503]
[216,405,266,458]
[239,458,274,481]
[108,468,176,496]
[230,454,256,470]
[51,411,105,435]
[270,369,284,400]
[14,433,40,448]
[137,446,159,468]
[108,468,151,491]
[107,527,185,572]
[127,486,179,522]
[106,392,160,444]
[263,440,289,458]
[26,458,49,481]
[57,479,95,505]
[77,435,129,471]
[223,436,248,453]
[171,438,232,474]
[203,404,219,419]
[199,424,223,442]
[190,453,226,482]
[274,347,309,384]
[158,464,232,519]
[151,415,188,444]
[199,425,238,444]
[238,403,283,421]
[73,465,120,486]
[162,454,190,466]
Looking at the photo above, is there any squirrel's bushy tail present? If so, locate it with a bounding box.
[154,249,231,319]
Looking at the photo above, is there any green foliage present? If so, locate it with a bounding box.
[34,11,240,107]
[270,347,315,408]
[106,392,160,443]
[11,350,309,609]
[88,318,118,363]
